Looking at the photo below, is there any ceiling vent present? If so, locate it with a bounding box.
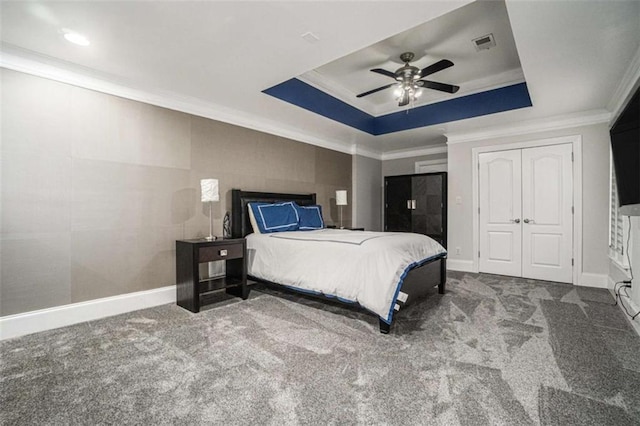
[472,33,496,51]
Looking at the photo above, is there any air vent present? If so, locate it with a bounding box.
[472,33,496,51]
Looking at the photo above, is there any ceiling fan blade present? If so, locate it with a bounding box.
[398,91,410,107]
[419,80,460,93]
[356,83,397,98]
[370,68,397,79]
[419,59,454,78]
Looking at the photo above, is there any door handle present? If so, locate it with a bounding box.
[407,200,412,210]
[523,218,534,224]
[511,219,520,223]
[411,200,417,210]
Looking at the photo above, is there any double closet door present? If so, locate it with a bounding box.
[479,144,573,283]
[385,172,447,248]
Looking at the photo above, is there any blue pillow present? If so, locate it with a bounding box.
[248,202,299,233]
[294,203,324,230]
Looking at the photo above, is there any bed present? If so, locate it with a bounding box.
[231,189,447,333]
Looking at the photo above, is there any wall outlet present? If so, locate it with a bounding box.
[455,246,461,255]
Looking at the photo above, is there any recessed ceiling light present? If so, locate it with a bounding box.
[301,32,320,44]
[62,29,90,46]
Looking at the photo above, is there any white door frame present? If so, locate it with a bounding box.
[471,135,583,285]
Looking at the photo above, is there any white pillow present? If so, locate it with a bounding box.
[247,204,262,234]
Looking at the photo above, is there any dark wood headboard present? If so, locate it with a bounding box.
[231,189,317,238]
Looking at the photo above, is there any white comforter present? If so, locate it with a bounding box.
[246,229,446,322]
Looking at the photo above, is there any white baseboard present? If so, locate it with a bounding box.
[0,285,176,341]
[578,273,609,288]
[447,259,475,273]
[444,265,609,287]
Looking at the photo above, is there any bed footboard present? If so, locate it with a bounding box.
[399,256,446,305]
[378,256,446,334]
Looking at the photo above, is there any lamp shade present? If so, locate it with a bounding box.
[336,190,348,206]
[200,179,219,202]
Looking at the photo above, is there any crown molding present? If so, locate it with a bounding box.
[381,144,447,161]
[607,45,640,125]
[301,67,526,118]
[351,145,383,160]
[372,68,526,117]
[299,71,363,113]
[0,47,354,156]
[445,109,611,145]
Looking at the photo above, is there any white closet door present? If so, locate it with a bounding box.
[521,144,573,283]
[479,150,522,277]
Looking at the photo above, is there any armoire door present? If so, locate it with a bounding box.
[412,174,446,247]
[478,144,573,283]
[385,173,447,247]
[385,176,412,232]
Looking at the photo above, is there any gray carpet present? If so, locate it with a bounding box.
[1,272,639,425]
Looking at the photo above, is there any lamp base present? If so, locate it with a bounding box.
[205,202,217,241]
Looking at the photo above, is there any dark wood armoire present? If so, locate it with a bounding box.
[384,172,447,248]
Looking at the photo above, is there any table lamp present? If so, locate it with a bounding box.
[201,179,219,240]
[336,190,347,229]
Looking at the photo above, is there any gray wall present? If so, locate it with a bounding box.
[0,69,352,316]
[447,123,611,276]
[382,152,447,177]
[352,155,382,231]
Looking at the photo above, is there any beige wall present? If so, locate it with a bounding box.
[352,155,382,231]
[447,123,611,277]
[0,69,352,316]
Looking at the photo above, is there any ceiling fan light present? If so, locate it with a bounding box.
[360,51,457,109]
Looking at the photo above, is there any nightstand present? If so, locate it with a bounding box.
[175,238,249,313]
[327,226,365,231]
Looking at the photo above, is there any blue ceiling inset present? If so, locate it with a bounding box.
[263,78,375,133]
[263,78,532,135]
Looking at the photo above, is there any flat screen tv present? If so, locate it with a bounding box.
[610,87,640,216]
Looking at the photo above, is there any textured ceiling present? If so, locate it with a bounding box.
[305,0,523,116]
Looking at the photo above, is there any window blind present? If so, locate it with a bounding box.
[610,155,628,267]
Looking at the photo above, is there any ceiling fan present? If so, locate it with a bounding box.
[356,52,460,107]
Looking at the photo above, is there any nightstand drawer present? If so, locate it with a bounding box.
[176,238,249,313]
[198,243,243,262]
